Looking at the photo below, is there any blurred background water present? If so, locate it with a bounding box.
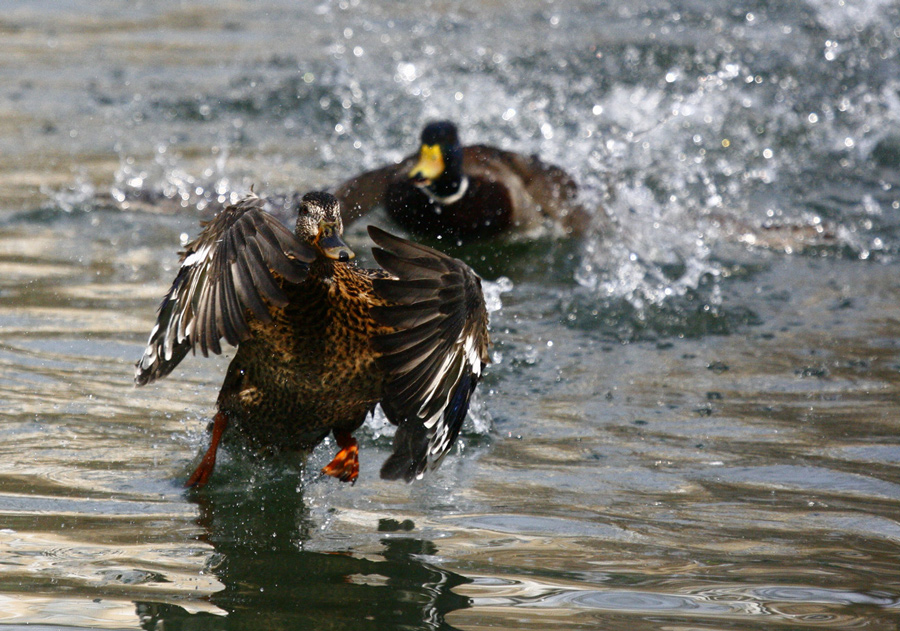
[1,0,900,629]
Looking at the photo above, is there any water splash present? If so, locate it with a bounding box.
[28,1,900,332]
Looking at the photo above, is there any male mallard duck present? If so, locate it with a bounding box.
[135,191,490,487]
[335,121,592,242]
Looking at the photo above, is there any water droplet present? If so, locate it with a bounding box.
[396,62,417,83]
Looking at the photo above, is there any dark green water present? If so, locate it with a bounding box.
[1,1,899,629]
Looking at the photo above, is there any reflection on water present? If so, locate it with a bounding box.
[135,475,471,630]
[3,210,900,628]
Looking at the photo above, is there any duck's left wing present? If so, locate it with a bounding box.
[367,226,491,482]
[467,145,592,235]
[135,195,315,386]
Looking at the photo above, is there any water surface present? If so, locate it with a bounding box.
[1,1,900,629]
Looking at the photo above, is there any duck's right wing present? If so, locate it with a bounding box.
[333,157,415,226]
[135,194,315,386]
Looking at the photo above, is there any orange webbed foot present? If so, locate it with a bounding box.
[320,432,359,484]
[185,411,228,488]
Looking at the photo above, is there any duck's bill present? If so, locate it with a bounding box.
[316,223,355,261]
[408,144,444,185]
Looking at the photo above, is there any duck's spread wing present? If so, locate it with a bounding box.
[135,195,315,386]
[367,226,490,481]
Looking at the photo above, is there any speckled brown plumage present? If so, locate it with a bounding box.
[135,191,490,487]
[217,259,391,453]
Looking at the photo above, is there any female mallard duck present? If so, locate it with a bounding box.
[135,191,490,487]
[335,121,592,242]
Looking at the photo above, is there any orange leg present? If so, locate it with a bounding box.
[320,431,359,484]
[185,411,228,488]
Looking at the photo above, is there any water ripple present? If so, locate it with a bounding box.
[459,576,891,628]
